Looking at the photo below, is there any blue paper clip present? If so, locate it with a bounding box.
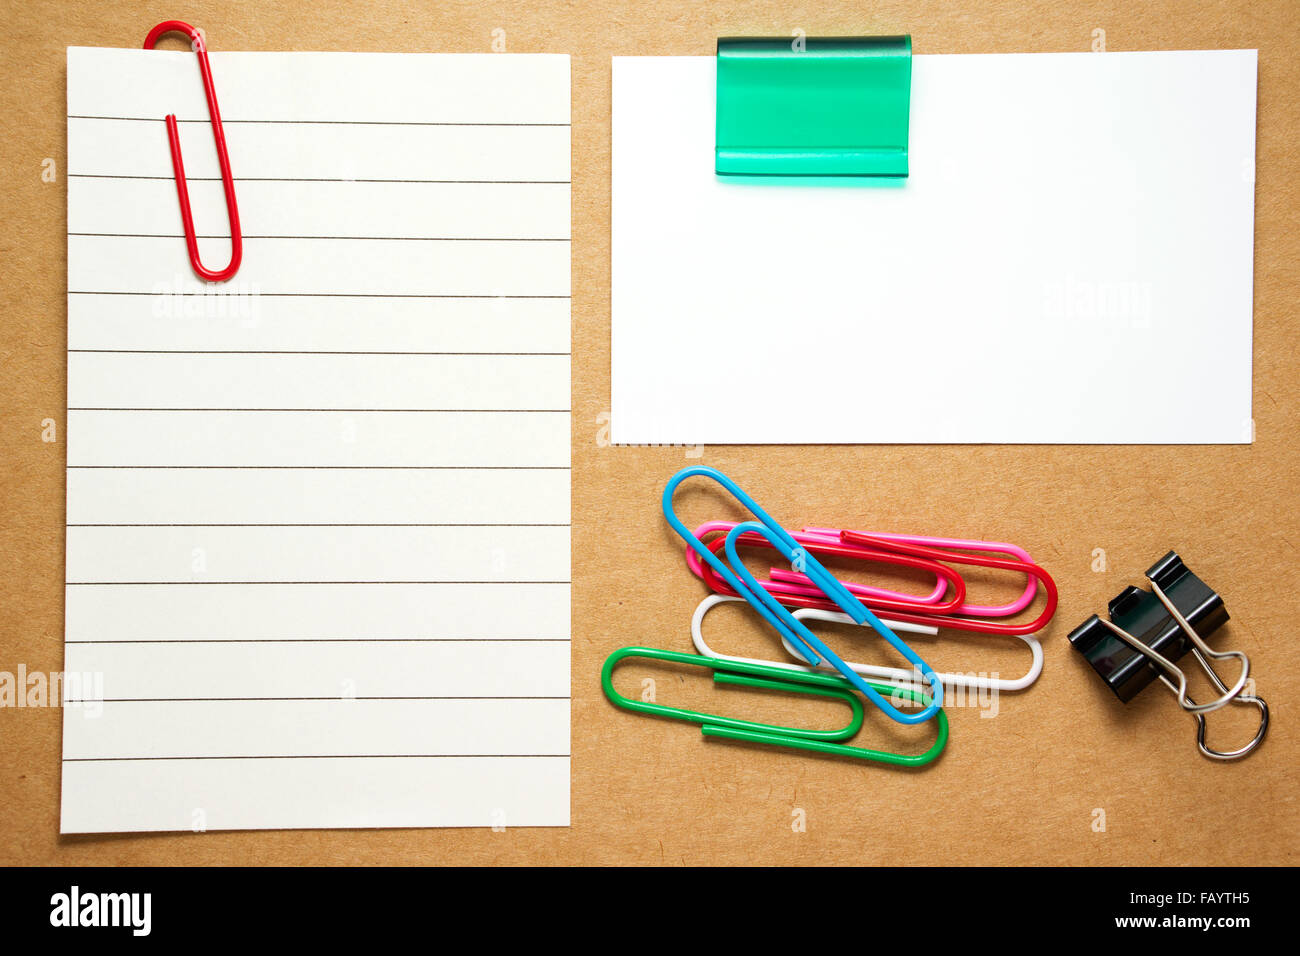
[663,466,944,725]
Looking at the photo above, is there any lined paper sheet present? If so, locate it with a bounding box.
[63,47,571,832]
[611,51,1257,444]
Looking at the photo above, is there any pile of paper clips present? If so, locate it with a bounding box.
[601,466,1059,767]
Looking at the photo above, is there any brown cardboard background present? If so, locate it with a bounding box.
[1,0,1297,866]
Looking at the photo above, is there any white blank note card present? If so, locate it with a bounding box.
[611,51,1256,444]
[63,47,571,832]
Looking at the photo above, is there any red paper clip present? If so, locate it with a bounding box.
[143,20,242,282]
[838,530,1058,636]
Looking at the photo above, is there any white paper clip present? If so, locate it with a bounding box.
[691,594,1043,692]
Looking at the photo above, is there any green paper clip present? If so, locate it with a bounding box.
[715,35,912,177]
[601,646,947,766]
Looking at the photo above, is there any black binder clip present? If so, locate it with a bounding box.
[1068,552,1268,760]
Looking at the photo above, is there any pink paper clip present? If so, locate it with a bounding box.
[684,520,1058,636]
[800,527,1040,618]
[685,520,968,615]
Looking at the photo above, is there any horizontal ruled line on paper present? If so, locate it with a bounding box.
[69,233,571,242]
[68,115,571,127]
[69,174,571,184]
[69,697,569,702]
[67,581,573,586]
[68,523,571,528]
[68,291,571,299]
[67,465,572,470]
[68,408,571,413]
[69,350,572,356]
[68,638,570,644]
[64,755,571,761]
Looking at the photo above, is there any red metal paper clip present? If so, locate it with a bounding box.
[686,520,1058,636]
[837,530,1058,635]
[143,20,242,282]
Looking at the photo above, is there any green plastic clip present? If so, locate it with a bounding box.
[601,646,947,767]
[715,35,912,177]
